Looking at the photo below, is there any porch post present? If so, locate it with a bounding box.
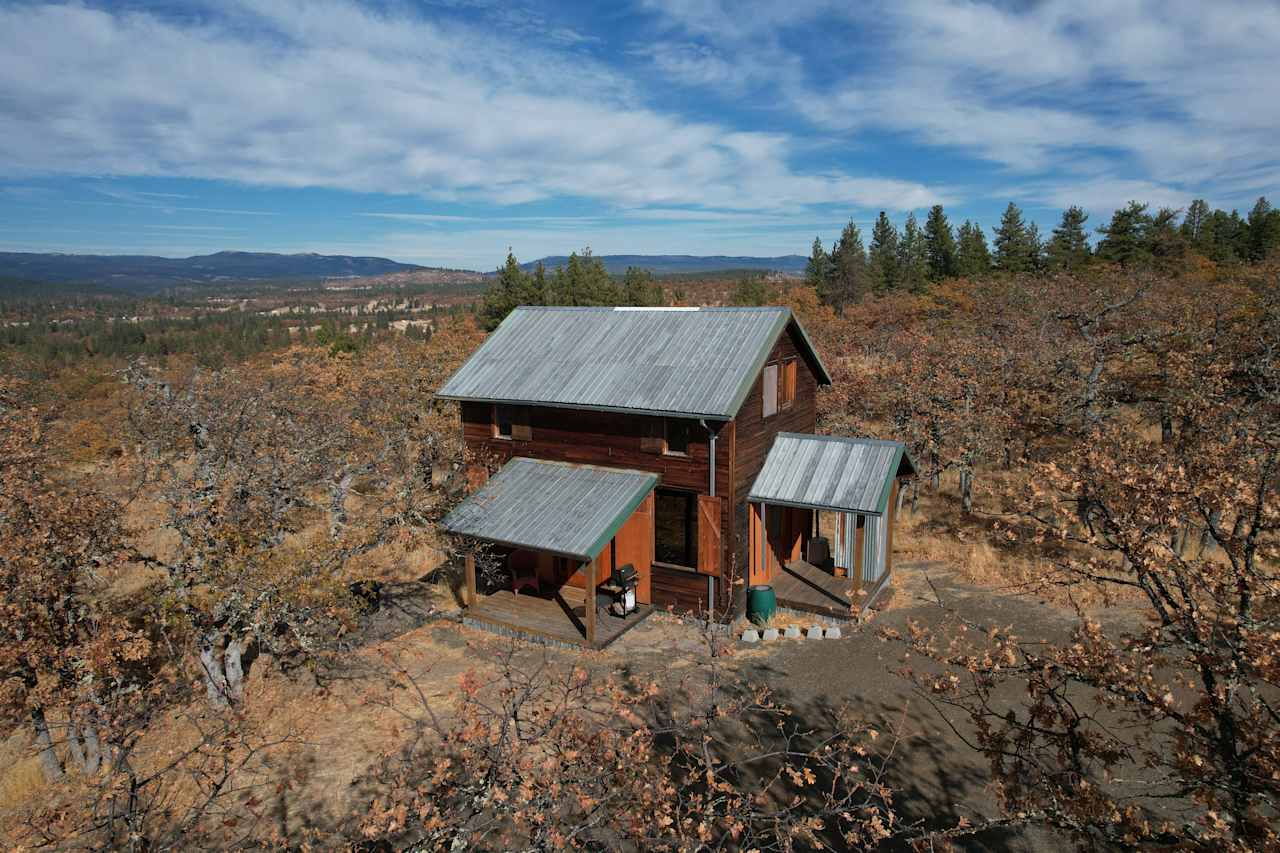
[464,552,476,607]
[759,502,768,583]
[584,558,596,647]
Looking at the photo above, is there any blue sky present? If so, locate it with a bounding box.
[1,0,1277,270]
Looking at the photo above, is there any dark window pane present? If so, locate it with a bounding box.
[654,488,697,567]
[665,418,692,455]
[494,405,514,438]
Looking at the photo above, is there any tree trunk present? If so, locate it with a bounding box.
[224,636,247,704]
[32,708,64,783]
[1171,523,1191,558]
[67,720,86,771]
[895,481,908,514]
[82,719,102,775]
[961,471,973,514]
[1160,409,1173,444]
[201,635,230,709]
[329,472,353,539]
[1200,510,1221,555]
[910,479,920,514]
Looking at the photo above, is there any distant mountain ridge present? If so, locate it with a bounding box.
[519,254,808,275]
[0,250,429,289]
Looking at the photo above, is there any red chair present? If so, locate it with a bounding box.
[511,562,541,595]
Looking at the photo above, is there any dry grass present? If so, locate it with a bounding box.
[0,730,47,813]
[891,468,1126,609]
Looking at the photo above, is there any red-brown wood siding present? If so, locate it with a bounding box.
[461,403,718,493]
[726,326,819,577]
[651,563,710,613]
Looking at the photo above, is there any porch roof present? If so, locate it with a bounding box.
[748,433,916,515]
[442,457,658,561]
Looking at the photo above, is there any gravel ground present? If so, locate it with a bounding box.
[595,560,1137,851]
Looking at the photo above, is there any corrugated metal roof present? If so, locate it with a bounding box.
[436,306,832,420]
[748,433,916,515]
[441,457,658,560]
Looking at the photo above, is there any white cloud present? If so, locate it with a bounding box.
[0,1,941,215]
[643,0,1280,211]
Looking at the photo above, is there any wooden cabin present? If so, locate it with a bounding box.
[437,306,914,647]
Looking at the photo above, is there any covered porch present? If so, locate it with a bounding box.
[444,457,658,649]
[748,434,916,620]
[463,586,651,649]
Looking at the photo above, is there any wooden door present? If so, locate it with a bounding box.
[614,491,654,604]
[748,502,766,586]
[697,495,721,577]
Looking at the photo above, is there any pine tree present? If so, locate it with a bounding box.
[479,250,535,330]
[897,212,929,292]
[805,237,831,296]
[531,261,548,304]
[825,220,867,310]
[993,202,1033,273]
[1095,201,1153,268]
[868,211,900,294]
[621,266,662,306]
[1046,206,1091,271]
[730,275,774,306]
[1026,222,1046,272]
[1181,199,1211,254]
[1246,197,1280,262]
[551,248,621,306]
[956,220,992,277]
[1227,209,1250,262]
[923,204,958,282]
[1205,209,1242,263]
[1148,207,1187,269]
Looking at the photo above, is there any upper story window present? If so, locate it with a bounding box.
[762,363,779,418]
[780,358,797,409]
[664,418,694,455]
[493,405,531,440]
[493,404,514,439]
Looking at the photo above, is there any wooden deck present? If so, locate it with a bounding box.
[464,586,653,649]
[773,560,868,620]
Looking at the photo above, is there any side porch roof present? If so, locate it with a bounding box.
[747,433,916,516]
[441,457,658,561]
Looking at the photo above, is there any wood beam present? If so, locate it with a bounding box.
[584,558,596,647]
[465,553,476,608]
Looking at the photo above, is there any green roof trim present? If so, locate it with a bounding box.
[442,457,659,561]
[749,433,915,517]
[722,310,834,421]
[875,445,905,515]
[582,474,658,561]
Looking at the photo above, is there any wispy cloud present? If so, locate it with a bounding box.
[357,213,605,224]
[142,224,245,232]
[0,0,940,215]
[641,0,1280,214]
[68,199,279,217]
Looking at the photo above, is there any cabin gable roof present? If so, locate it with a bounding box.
[437,306,832,421]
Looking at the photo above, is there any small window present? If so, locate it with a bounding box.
[762,363,779,418]
[493,405,514,439]
[780,358,797,408]
[664,418,693,455]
